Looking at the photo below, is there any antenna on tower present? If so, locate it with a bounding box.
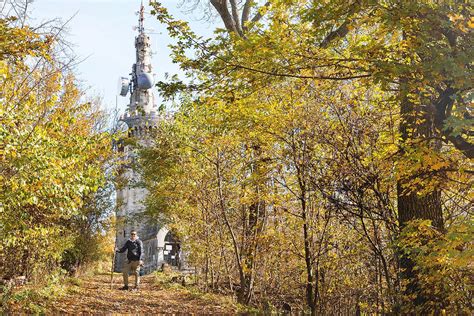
[138,0,145,34]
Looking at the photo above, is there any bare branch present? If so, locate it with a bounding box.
[229,0,243,36]
[209,0,239,34]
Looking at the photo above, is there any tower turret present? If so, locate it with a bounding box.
[119,1,157,133]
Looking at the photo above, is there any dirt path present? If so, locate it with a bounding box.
[46,273,238,314]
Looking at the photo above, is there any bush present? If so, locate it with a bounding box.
[398,220,473,313]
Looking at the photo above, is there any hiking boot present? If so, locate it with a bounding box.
[119,285,129,290]
[131,285,139,291]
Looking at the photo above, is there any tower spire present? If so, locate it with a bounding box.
[119,1,155,117]
[138,0,145,34]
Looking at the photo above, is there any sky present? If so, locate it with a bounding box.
[29,0,218,113]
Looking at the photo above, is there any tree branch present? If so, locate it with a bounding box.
[320,20,350,48]
[229,0,243,36]
[210,0,238,34]
[433,87,474,158]
[250,1,269,24]
[241,0,252,30]
[318,1,362,48]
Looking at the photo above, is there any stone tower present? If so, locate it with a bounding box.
[114,2,180,274]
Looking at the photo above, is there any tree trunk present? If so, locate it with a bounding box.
[397,77,445,309]
[397,188,444,231]
[301,197,316,315]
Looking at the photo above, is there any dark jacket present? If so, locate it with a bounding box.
[117,238,144,262]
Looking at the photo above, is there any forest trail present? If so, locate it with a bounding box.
[46,273,238,314]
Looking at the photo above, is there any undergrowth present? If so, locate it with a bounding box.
[153,271,258,313]
[0,271,81,314]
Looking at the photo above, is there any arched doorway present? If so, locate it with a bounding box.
[163,231,181,267]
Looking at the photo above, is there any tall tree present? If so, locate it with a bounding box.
[0,15,112,282]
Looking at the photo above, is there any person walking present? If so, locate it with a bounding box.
[116,230,144,290]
